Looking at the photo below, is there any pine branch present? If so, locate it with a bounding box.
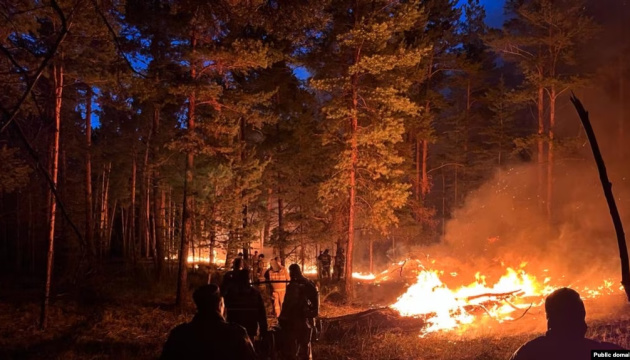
[0,0,72,135]
[88,0,147,78]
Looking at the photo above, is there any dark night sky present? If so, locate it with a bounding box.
[475,0,506,28]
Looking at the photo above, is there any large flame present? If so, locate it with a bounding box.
[389,260,621,335]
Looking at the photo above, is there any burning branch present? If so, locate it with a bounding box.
[460,290,521,301]
[570,93,630,302]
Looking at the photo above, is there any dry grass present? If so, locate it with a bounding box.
[1,272,629,359]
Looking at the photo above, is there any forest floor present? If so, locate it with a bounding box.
[1,264,629,360]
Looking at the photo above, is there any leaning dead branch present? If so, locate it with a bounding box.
[570,94,630,302]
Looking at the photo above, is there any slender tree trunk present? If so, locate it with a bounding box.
[176,30,197,307]
[421,101,431,199]
[263,187,272,247]
[85,87,94,261]
[415,136,421,201]
[130,155,137,262]
[16,193,21,271]
[121,207,127,259]
[537,84,545,211]
[209,221,216,264]
[104,164,111,253]
[41,63,63,329]
[278,196,285,263]
[167,188,173,265]
[29,192,34,273]
[142,120,153,258]
[346,70,359,298]
[547,85,556,221]
[369,237,373,273]
[155,186,165,278]
[107,199,116,253]
[153,106,165,277]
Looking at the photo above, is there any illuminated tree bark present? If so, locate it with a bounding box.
[85,86,94,260]
[41,63,63,329]
[176,30,197,307]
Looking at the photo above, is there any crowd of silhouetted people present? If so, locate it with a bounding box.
[161,253,319,360]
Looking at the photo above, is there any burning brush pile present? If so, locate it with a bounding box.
[334,259,623,340]
[379,259,623,335]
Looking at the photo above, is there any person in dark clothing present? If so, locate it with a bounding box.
[316,251,323,280]
[223,269,268,341]
[279,264,319,360]
[333,248,345,281]
[317,249,332,279]
[221,257,243,296]
[160,284,256,360]
[510,287,626,360]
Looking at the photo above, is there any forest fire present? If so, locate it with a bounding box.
[387,260,622,335]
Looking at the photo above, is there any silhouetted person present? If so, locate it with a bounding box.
[223,269,268,341]
[221,257,243,296]
[334,248,345,281]
[255,254,267,283]
[251,251,259,279]
[317,250,323,280]
[160,284,256,360]
[279,264,319,360]
[510,287,625,360]
[318,249,332,279]
[264,257,289,317]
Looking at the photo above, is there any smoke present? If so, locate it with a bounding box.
[425,160,630,289]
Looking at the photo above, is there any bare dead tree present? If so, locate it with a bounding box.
[570,93,630,302]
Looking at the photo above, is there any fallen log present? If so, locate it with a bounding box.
[319,307,426,341]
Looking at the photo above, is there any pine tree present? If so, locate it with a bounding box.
[311,0,427,297]
[496,0,598,220]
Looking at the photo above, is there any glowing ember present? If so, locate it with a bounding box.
[389,260,622,335]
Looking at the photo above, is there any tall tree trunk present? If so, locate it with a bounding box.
[547,85,556,221]
[415,136,421,201]
[209,221,216,264]
[369,237,373,273]
[142,119,153,258]
[537,84,545,211]
[155,186,165,278]
[85,87,94,261]
[421,101,431,199]
[263,187,272,247]
[346,71,359,298]
[41,63,63,329]
[121,207,127,259]
[153,105,165,277]
[130,155,137,262]
[16,193,22,271]
[28,192,34,273]
[277,196,285,263]
[102,163,111,256]
[107,199,116,253]
[176,30,197,307]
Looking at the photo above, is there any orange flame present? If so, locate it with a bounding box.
[389,260,620,335]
